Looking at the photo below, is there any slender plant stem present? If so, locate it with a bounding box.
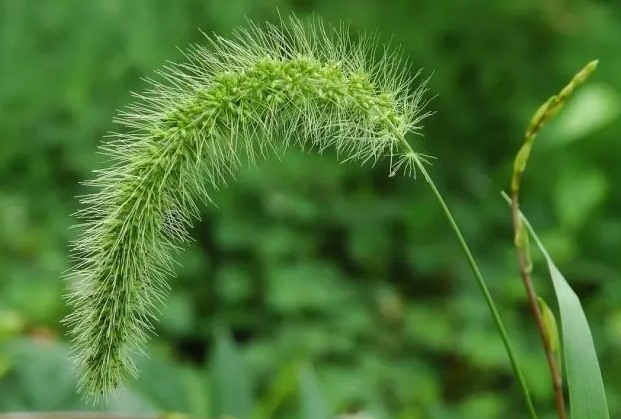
[423,167,538,419]
[396,138,538,419]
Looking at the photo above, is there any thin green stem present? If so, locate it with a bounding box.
[424,167,538,419]
[397,138,538,419]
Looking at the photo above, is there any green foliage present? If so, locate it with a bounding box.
[1,0,621,418]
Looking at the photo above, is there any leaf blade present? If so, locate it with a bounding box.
[298,363,330,419]
[209,328,255,419]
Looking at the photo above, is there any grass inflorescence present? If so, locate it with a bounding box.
[65,16,430,399]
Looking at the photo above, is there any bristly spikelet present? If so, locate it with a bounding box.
[65,15,430,400]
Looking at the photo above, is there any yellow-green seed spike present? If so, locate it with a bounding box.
[512,60,598,193]
[533,60,599,138]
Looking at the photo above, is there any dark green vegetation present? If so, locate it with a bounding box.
[1,1,620,418]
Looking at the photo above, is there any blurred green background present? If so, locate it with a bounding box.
[1,0,620,418]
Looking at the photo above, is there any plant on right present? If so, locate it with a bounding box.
[504,60,609,419]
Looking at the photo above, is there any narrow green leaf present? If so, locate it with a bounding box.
[503,192,610,419]
[536,258,609,418]
[210,328,255,418]
[298,363,330,419]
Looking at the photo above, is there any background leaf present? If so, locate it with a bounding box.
[298,363,330,419]
[210,329,255,419]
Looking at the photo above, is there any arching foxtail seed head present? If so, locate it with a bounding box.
[65,15,431,401]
